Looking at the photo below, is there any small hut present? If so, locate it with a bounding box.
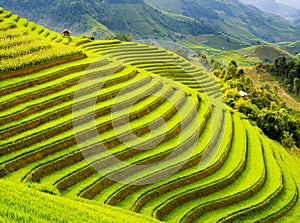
[239,91,250,99]
[61,29,72,37]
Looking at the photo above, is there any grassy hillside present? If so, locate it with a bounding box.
[207,45,293,66]
[279,40,300,55]
[1,8,300,223]
[0,179,160,223]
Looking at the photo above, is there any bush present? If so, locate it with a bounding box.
[27,183,61,196]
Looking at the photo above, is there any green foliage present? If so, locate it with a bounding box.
[107,32,133,42]
[267,57,300,97]
[27,182,61,196]
[216,61,300,148]
[281,131,296,149]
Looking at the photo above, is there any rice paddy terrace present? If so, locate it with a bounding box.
[1,8,300,223]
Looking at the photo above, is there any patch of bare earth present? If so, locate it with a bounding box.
[244,67,300,112]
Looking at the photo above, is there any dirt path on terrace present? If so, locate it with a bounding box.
[244,67,300,112]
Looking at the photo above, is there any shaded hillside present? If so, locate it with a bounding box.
[239,0,300,24]
[2,0,300,45]
[145,0,300,43]
[0,0,215,39]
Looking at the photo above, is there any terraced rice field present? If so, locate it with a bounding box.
[0,9,83,74]
[1,8,300,223]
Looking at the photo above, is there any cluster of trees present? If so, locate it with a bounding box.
[214,61,300,149]
[105,32,133,41]
[267,57,300,97]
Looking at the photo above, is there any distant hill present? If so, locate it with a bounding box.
[1,0,300,46]
[0,0,215,39]
[144,0,300,43]
[239,0,300,24]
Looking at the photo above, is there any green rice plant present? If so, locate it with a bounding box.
[51,100,186,190]
[0,75,153,157]
[175,120,266,223]
[0,68,136,140]
[0,60,123,112]
[0,77,164,180]
[0,57,103,93]
[98,114,204,205]
[63,109,198,199]
[208,134,283,222]
[10,14,19,22]
[48,86,193,194]
[0,22,13,31]
[0,36,33,49]
[26,21,36,31]
[115,53,177,61]
[0,67,136,139]
[17,18,29,27]
[0,29,21,39]
[0,40,51,58]
[0,45,82,74]
[236,138,298,222]
[102,47,163,56]
[45,32,60,42]
[73,37,94,47]
[0,66,132,127]
[270,142,300,222]
[157,116,260,221]
[71,92,197,199]
[31,25,44,36]
[112,101,211,210]
[5,143,81,182]
[0,179,160,223]
[102,107,225,208]
[75,99,206,200]
[122,57,186,65]
[80,39,123,50]
[0,62,102,126]
[0,10,12,19]
[134,110,234,219]
[22,83,174,184]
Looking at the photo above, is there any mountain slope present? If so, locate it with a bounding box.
[1,0,300,45]
[145,0,300,43]
[0,0,215,39]
[239,0,300,24]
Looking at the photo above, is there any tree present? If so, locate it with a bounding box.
[257,109,283,141]
[236,68,245,79]
[281,131,295,149]
[293,77,300,95]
